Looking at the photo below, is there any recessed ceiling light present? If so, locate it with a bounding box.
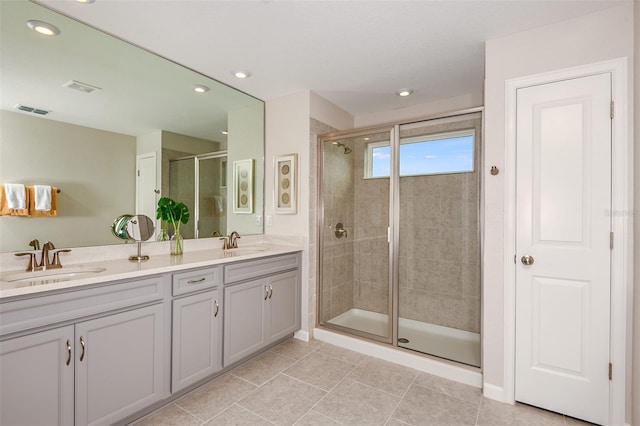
[231,70,251,79]
[27,20,61,36]
[193,84,209,93]
[221,130,229,135]
[396,88,414,97]
[363,137,371,141]
[75,0,96,3]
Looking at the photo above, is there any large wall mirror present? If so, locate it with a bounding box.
[0,0,265,252]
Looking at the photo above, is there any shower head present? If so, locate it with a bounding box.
[332,141,352,155]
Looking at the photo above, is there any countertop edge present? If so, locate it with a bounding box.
[0,244,303,300]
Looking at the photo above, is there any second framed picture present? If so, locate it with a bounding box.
[233,159,253,214]
[274,154,297,214]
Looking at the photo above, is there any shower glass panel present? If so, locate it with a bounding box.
[197,156,227,238]
[169,152,227,240]
[169,157,195,239]
[319,127,393,341]
[397,112,482,367]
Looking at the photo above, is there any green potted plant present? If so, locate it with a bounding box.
[156,197,190,255]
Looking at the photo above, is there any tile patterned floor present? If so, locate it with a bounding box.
[135,338,592,426]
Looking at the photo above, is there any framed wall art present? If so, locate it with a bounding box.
[233,159,253,214]
[274,154,297,214]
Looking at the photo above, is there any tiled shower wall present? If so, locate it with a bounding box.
[319,137,355,322]
[397,117,482,333]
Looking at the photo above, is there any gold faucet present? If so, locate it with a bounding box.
[15,240,71,272]
[39,241,55,269]
[219,231,241,250]
[229,231,241,249]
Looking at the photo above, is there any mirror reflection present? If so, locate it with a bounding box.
[0,0,265,252]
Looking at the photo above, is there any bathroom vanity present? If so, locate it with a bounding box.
[0,245,302,426]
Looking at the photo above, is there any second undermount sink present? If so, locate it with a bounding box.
[2,266,107,283]
[224,246,270,256]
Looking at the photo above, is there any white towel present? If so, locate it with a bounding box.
[5,184,26,209]
[33,185,52,211]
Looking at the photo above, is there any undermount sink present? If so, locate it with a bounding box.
[224,246,270,255]
[2,266,107,283]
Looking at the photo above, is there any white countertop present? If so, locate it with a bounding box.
[0,241,303,300]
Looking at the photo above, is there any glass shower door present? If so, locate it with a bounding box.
[319,127,393,341]
[396,113,482,367]
[169,157,195,239]
[197,155,227,238]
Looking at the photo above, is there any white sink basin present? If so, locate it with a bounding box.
[224,246,270,256]
[2,266,107,283]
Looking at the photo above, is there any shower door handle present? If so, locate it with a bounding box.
[334,223,347,239]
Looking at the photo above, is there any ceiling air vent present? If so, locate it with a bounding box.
[15,104,51,115]
[63,80,102,94]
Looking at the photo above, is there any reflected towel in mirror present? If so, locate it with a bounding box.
[0,184,29,216]
[33,185,51,211]
[28,186,57,217]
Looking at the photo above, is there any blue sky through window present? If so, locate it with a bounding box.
[371,135,474,178]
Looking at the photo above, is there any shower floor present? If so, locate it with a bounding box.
[328,308,480,367]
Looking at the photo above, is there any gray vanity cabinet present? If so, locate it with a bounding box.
[223,278,269,365]
[266,270,300,342]
[0,325,75,426]
[74,303,165,426]
[170,266,223,393]
[223,254,301,366]
[0,276,166,426]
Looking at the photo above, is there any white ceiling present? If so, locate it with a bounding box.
[36,0,628,118]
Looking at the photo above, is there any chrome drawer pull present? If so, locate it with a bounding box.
[79,336,86,362]
[66,339,72,366]
[187,277,206,284]
[264,285,269,300]
[214,300,219,317]
[268,284,273,299]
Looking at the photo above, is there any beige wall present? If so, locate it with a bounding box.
[0,110,136,251]
[484,3,635,422]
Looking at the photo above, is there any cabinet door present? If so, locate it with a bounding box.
[75,303,164,426]
[223,279,268,366]
[172,288,222,392]
[267,270,301,343]
[0,326,74,426]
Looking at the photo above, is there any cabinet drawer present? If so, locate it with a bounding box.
[0,276,166,337]
[224,253,301,284]
[172,266,222,296]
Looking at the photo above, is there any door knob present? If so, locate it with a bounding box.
[521,255,535,266]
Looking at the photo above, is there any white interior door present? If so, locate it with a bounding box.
[136,153,158,234]
[515,73,611,425]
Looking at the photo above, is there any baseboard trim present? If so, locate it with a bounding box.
[483,383,509,403]
[293,330,310,342]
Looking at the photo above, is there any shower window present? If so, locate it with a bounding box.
[365,129,475,178]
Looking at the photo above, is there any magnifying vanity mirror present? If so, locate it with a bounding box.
[0,0,265,253]
[111,214,155,261]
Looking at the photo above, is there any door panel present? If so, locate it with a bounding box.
[0,326,74,426]
[75,304,165,426]
[515,73,611,425]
